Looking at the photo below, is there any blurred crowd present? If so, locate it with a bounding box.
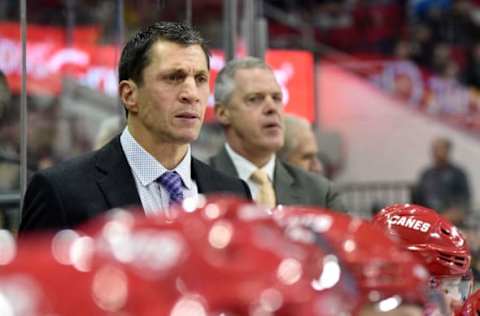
[1,0,478,72]
[3,0,480,89]
[267,0,480,86]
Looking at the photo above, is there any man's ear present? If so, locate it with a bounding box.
[119,80,138,114]
[214,103,231,126]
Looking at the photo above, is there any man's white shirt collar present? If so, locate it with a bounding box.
[120,127,192,189]
[225,143,275,181]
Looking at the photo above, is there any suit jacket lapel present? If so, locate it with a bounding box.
[274,160,301,205]
[209,146,239,177]
[192,158,216,194]
[95,136,141,210]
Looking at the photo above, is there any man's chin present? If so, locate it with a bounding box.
[262,141,284,153]
[176,136,199,144]
[174,129,201,143]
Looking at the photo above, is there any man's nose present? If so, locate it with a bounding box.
[179,77,200,104]
[310,157,324,174]
[263,95,283,114]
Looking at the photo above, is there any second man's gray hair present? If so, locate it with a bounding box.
[214,57,272,106]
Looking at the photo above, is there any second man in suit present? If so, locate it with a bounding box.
[210,57,344,210]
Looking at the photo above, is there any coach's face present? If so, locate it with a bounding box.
[217,67,284,157]
[122,40,210,145]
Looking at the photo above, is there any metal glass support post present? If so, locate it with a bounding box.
[19,0,27,213]
[254,0,267,60]
[254,17,267,60]
[223,0,237,62]
[242,0,255,57]
[242,0,267,59]
[65,0,76,46]
[186,0,192,26]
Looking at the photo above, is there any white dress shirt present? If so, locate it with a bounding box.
[120,128,198,215]
[224,143,275,202]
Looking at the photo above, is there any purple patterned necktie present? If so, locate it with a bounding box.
[157,171,184,205]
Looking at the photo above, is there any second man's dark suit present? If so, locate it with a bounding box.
[210,147,345,211]
[20,136,251,233]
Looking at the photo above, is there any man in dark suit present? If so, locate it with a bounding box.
[20,22,251,233]
[210,57,343,210]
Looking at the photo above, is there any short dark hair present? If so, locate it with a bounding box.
[118,21,210,86]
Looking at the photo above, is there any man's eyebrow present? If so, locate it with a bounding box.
[195,69,209,75]
[245,92,265,97]
[163,68,186,73]
[157,69,183,77]
[161,67,209,75]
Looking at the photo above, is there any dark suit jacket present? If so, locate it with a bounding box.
[20,137,251,233]
[210,147,344,211]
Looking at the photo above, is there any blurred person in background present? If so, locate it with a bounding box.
[210,57,344,211]
[0,70,10,127]
[412,137,471,226]
[277,113,324,175]
[0,70,18,230]
[93,116,125,150]
[20,21,251,233]
[0,69,18,193]
[463,42,480,89]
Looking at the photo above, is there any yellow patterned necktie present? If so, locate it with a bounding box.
[250,169,276,208]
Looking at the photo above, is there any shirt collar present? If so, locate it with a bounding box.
[120,127,192,189]
[225,143,276,182]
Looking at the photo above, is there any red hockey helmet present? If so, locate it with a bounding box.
[0,229,184,316]
[82,196,360,316]
[274,206,449,315]
[372,204,471,278]
[372,203,473,311]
